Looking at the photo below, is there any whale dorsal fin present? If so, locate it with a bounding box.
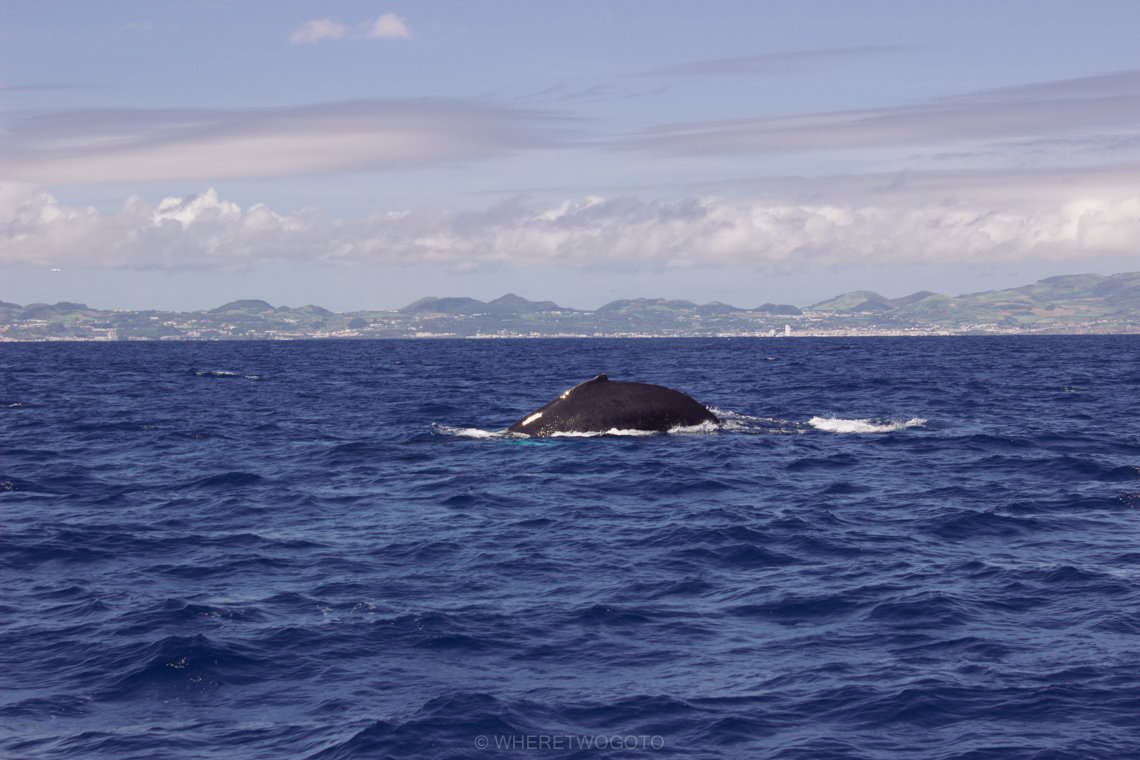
[560,374,608,399]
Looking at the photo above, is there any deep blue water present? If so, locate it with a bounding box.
[3,337,1140,760]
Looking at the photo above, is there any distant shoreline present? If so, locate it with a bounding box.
[4,271,1138,341]
[6,328,1140,343]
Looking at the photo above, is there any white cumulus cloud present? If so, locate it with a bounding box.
[367,13,410,39]
[4,168,1140,273]
[289,13,409,43]
[151,188,242,229]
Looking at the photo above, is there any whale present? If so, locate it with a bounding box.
[507,374,719,436]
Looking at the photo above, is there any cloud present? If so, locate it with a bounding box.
[151,188,242,228]
[289,19,349,43]
[514,47,906,107]
[5,167,1139,272]
[626,70,1140,155]
[1,83,95,93]
[10,69,1135,188]
[289,13,409,43]
[517,82,669,105]
[635,46,912,78]
[367,13,410,39]
[3,100,564,184]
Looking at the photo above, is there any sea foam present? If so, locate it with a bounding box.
[809,416,927,433]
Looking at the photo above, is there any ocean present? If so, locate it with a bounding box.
[2,336,1139,759]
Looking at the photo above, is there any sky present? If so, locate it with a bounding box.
[3,0,1140,311]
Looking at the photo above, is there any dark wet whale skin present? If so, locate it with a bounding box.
[507,374,720,436]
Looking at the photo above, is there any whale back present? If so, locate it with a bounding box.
[508,374,718,436]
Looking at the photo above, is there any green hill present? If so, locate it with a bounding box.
[211,299,275,313]
[597,298,701,312]
[810,290,889,311]
[400,294,572,315]
[755,303,804,315]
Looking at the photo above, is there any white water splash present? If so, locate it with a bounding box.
[667,420,721,436]
[714,410,805,435]
[436,414,926,438]
[549,428,658,437]
[809,416,927,433]
[433,423,706,439]
[432,425,515,439]
[195,371,261,380]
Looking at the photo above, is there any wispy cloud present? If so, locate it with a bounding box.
[625,70,1140,155]
[1,83,96,92]
[515,47,905,106]
[517,82,669,105]
[289,19,349,43]
[949,69,1140,105]
[289,13,410,43]
[635,46,912,78]
[3,100,565,184]
[5,166,1139,272]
